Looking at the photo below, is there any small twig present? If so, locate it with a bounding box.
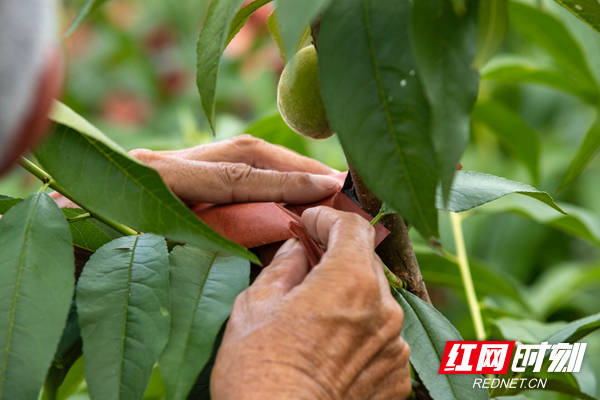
[67,212,92,223]
[20,157,138,237]
[449,212,486,340]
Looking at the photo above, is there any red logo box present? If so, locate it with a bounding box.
[439,341,516,374]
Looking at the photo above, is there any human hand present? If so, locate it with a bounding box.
[211,206,411,400]
[129,135,341,204]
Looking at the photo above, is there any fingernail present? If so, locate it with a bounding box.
[274,238,298,258]
[310,175,341,191]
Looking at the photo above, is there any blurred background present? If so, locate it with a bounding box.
[1,0,599,398]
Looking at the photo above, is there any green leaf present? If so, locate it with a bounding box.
[62,0,110,39]
[555,0,600,33]
[492,318,568,343]
[546,312,600,343]
[266,11,311,63]
[159,245,249,400]
[480,196,600,247]
[411,0,479,204]
[36,102,256,262]
[509,1,597,88]
[472,102,540,183]
[63,208,120,252]
[319,0,440,239]
[558,114,600,191]
[473,0,508,68]
[393,288,488,400]
[414,246,525,305]
[0,195,20,214]
[245,114,309,155]
[197,0,245,133]
[438,171,565,214]
[481,56,600,104]
[77,234,170,400]
[226,0,273,46]
[43,302,82,400]
[275,0,331,60]
[0,193,74,399]
[527,262,600,317]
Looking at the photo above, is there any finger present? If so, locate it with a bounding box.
[146,135,336,175]
[301,206,376,270]
[252,239,310,293]
[134,154,340,203]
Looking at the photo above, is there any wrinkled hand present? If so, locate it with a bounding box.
[211,207,411,400]
[130,135,340,204]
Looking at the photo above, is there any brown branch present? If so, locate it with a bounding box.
[348,166,431,303]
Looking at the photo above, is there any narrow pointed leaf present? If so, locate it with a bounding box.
[559,115,600,191]
[509,1,597,88]
[197,0,245,133]
[393,288,489,400]
[0,193,74,399]
[160,245,249,400]
[411,0,479,203]
[319,0,439,239]
[555,0,600,33]
[0,195,20,214]
[63,208,120,252]
[77,234,170,400]
[481,196,600,247]
[35,102,256,262]
[438,171,565,214]
[472,102,540,183]
[482,56,600,104]
[275,0,331,59]
[63,0,110,39]
[473,0,508,68]
[547,312,600,344]
[414,246,524,305]
[226,0,273,46]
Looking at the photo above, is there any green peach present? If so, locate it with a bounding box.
[277,45,333,139]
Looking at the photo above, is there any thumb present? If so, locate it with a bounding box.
[252,239,310,293]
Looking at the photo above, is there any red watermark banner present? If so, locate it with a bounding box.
[439,341,516,374]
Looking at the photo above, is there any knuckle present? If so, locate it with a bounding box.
[231,134,262,149]
[221,162,253,185]
[129,148,154,162]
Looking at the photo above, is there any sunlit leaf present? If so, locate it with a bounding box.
[492,318,567,343]
[77,234,170,400]
[415,246,525,305]
[36,102,256,262]
[393,288,488,400]
[197,0,246,133]
[0,193,74,399]
[547,312,600,343]
[159,245,249,400]
[509,1,598,88]
[482,56,600,104]
[555,0,600,33]
[245,114,309,155]
[473,0,508,68]
[527,262,600,317]
[480,196,600,247]
[472,102,540,183]
[559,114,600,191]
[437,171,564,214]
